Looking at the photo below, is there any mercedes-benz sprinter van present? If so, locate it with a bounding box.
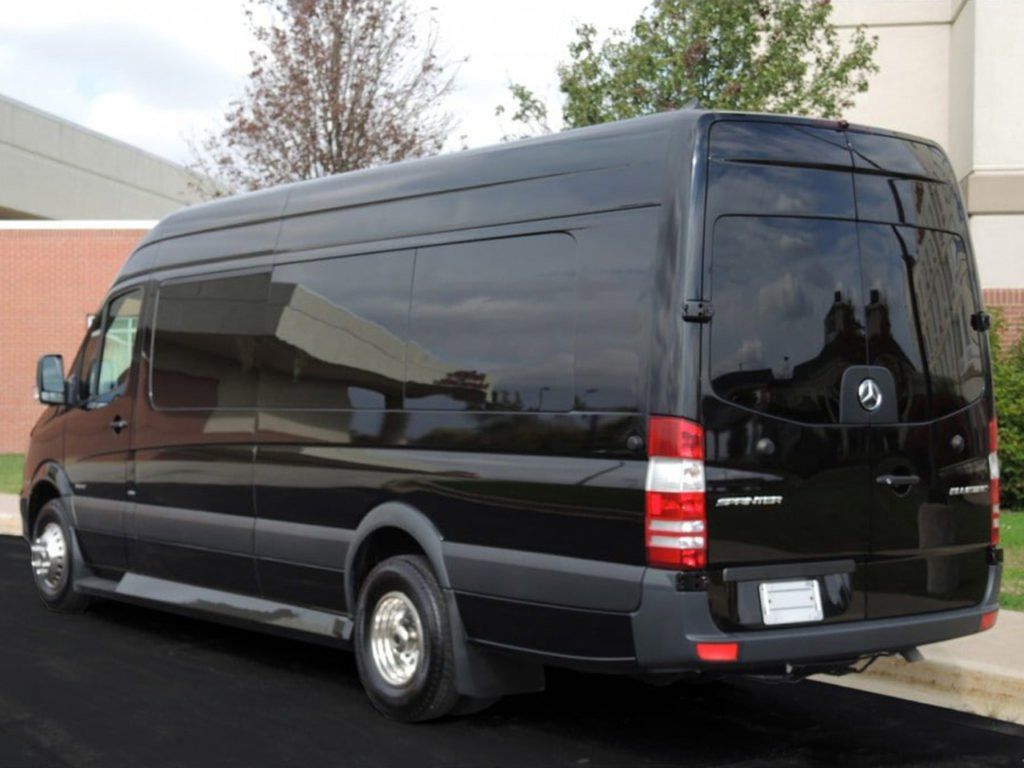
[22,110,1002,721]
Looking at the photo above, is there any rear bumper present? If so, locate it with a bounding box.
[631,564,1002,673]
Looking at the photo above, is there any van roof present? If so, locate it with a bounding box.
[139,110,702,249]
[123,109,940,282]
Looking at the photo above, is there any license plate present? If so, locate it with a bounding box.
[759,579,824,626]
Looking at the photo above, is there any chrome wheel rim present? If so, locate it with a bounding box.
[31,521,68,594]
[369,591,423,687]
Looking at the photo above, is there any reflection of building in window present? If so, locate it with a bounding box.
[710,217,865,423]
[262,280,471,409]
[151,275,267,409]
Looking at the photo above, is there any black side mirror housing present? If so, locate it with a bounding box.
[36,354,67,405]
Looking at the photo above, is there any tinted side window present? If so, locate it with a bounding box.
[860,224,983,420]
[407,235,576,412]
[151,273,269,409]
[573,209,657,413]
[710,217,865,423]
[260,251,414,409]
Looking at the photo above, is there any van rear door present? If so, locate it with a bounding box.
[850,132,993,619]
[701,120,870,629]
[699,120,994,630]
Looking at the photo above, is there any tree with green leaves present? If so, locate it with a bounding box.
[498,0,878,138]
[992,316,1024,509]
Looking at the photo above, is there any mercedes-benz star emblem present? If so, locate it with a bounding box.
[858,378,883,412]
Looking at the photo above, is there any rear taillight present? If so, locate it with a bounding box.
[980,609,999,632]
[990,418,1000,547]
[645,416,706,569]
[696,642,739,662]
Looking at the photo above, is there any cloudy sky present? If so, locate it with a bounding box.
[0,0,648,166]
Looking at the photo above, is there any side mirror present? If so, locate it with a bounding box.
[36,355,67,405]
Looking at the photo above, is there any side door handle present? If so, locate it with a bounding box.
[110,416,129,435]
[876,474,921,488]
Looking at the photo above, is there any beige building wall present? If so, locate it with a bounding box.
[833,0,1023,296]
[0,94,202,220]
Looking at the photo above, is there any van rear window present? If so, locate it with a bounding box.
[859,224,984,420]
[710,217,865,423]
[710,217,984,424]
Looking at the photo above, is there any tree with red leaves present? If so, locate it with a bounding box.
[192,0,458,195]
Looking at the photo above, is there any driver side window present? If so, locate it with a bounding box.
[97,291,142,397]
[75,289,143,404]
[75,320,103,403]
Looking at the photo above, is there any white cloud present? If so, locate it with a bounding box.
[424,0,648,147]
[0,0,650,165]
[83,91,220,164]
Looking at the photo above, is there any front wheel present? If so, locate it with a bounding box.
[30,499,91,613]
[354,555,461,722]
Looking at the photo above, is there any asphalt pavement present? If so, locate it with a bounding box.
[1,537,1023,768]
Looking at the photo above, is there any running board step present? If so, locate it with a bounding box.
[78,572,353,643]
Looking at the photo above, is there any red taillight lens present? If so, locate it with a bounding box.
[980,609,998,632]
[645,417,706,570]
[696,642,739,662]
[649,416,705,460]
[990,418,1000,547]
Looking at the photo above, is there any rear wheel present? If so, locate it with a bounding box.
[30,499,91,613]
[354,555,463,722]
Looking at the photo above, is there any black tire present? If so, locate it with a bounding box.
[354,555,460,722]
[30,499,91,613]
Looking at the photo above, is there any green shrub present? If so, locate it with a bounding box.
[992,316,1024,509]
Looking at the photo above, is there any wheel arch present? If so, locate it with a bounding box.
[25,461,74,538]
[344,501,451,612]
[344,501,545,700]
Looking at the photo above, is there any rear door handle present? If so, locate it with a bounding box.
[110,417,129,434]
[876,474,921,488]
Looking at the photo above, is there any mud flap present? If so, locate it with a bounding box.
[444,591,545,698]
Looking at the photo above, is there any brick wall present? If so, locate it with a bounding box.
[984,288,1024,348]
[0,228,147,454]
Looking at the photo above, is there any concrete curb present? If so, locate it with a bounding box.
[0,493,20,537]
[816,610,1024,725]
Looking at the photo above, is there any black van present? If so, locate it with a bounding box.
[22,110,1002,721]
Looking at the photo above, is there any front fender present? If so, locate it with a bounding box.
[24,461,76,537]
[29,460,74,499]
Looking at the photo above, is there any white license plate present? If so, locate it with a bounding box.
[759,579,824,626]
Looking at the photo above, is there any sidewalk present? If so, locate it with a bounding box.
[818,609,1024,724]
[0,493,19,536]
[0,495,1019,723]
